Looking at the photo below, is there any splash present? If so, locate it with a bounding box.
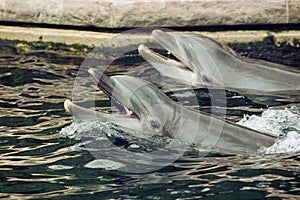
[60,120,175,152]
[60,120,112,140]
[61,107,300,155]
[237,106,300,154]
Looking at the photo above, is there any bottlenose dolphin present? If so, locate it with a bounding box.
[65,68,277,154]
[139,30,300,93]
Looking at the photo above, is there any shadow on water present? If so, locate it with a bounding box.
[0,38,299,199]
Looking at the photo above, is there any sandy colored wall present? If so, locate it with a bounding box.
[0,0,299,28]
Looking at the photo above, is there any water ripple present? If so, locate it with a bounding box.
[0,40,299,199]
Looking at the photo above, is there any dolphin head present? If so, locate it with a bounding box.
[139,30,235,87]
[141,30,300,92]
[65,68,179,136]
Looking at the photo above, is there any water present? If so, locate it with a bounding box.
[0,39,299,199]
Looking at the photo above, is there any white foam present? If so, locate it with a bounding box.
[60,107,300,155]
[60,120,109,140]
[48,165,73,170]
[260,131,300,154]
[237,106,300,154]
[170,91,194,98]
[84,159,126,170]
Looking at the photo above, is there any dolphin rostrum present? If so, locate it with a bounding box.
[138,30,300,93]
[65,68,277,154]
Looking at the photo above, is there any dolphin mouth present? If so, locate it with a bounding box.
[87,68,134,117]
[138,30,189,70]
[138,30,200,85]
[138,44,186,69]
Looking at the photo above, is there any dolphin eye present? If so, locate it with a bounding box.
[150,120,160,130]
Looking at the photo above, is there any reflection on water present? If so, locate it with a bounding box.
[0,39,299,199]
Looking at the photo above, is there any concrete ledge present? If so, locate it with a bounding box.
[0,0,299,28]
[1,25,300,47]
[0,25,114,46]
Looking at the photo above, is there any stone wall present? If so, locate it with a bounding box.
[0,0,299,28]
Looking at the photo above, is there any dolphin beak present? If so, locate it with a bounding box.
[73,68,136,119]
[88,68,133,116]
[138,30,197,85]
[138,44,186,69]
[152,30,175,47]
[88,68,114,98]
[64,68,143,131]
[139,30,187,68]
[151,30,189,69]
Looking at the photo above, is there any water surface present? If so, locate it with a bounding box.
[0,39,299,199]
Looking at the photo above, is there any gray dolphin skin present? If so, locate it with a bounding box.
[139,30,300,93]
[65,68,277,154]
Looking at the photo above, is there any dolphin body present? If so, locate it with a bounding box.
[65,68,277,154]
[139,30,300,93]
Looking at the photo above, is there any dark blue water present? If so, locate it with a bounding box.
[0,39,299,199]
